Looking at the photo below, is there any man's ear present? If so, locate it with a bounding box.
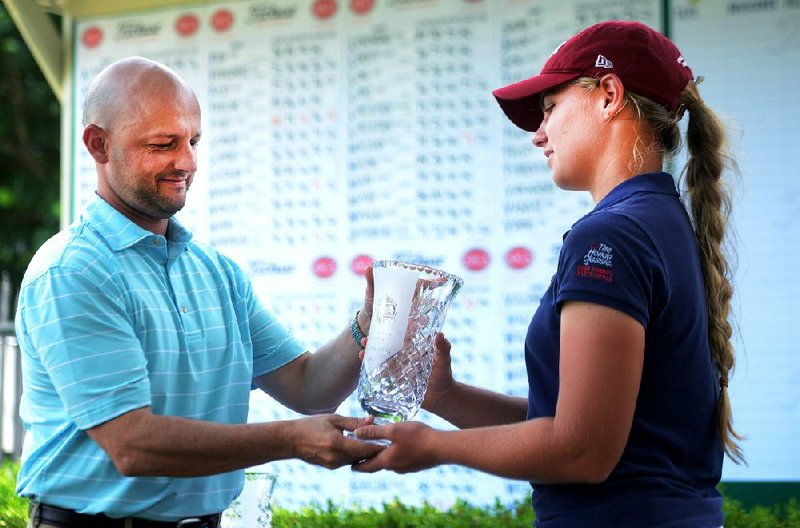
[597,73,627,120]
[83,124,110,163]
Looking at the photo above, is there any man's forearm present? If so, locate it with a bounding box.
[252,310,370,415]
[87,407,382,477]
[301,321,365,413]
[88,408,298,477]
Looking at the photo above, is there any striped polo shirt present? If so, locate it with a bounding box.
[14,195,305,520]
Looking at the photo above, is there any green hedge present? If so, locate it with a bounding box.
[272,498,536,527]
[2,458,799,527]
[0,460,26,528]
[271,497,800,528]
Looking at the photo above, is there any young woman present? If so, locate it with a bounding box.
[354,20,743,528]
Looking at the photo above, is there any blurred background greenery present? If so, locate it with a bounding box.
[0,2,60,294]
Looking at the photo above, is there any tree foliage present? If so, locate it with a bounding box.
[0,3,61,294]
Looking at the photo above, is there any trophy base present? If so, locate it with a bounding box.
[343,429,391,446]
[361,403,406,424]
[342,410,402,446]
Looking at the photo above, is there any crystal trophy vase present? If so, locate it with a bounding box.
[358,260,463,425]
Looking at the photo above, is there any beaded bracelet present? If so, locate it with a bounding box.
[350,310,366,347]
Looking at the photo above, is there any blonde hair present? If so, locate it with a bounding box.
[574,76,745,463]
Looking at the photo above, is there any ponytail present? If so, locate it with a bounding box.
[679,82,744,464]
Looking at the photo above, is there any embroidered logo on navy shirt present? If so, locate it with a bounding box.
[576,242,614,282]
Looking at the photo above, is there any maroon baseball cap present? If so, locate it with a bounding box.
[493,20,693,131]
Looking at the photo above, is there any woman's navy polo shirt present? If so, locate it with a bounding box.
[525,173,724,528]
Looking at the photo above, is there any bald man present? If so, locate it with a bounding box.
[15,57,382,528]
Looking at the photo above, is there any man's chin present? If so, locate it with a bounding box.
[151,199,185,218]
[158,192,188,216]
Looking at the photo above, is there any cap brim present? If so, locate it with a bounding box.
[492,72,581,132]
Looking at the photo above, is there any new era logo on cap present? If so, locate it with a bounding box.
[595,54,614,69]
[551,40,567,56]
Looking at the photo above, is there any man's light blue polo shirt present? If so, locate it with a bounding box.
[14,195,306,520]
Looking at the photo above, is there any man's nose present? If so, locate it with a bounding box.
[175,142,197,173]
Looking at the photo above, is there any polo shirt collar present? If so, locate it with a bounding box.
[83,194,193,251]
[593,172,679,213]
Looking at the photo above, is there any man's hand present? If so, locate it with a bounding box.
[357,266,375,334]
[290,414,385,469]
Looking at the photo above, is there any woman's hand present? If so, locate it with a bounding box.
[358,333,456,415]
[421,333,456,415]
[350,421,442,474]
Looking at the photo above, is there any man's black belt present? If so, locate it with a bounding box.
[31,502,221,528]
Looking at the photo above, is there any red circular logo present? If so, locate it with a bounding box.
[463,248,490,271]
[312,0,338,19]
[211,9,234,32]
[350,255,373,276]
[505,246,533,270]
[81,26,103,48]
[175,14,200,36]
[350,0,375,15]
[312,257,337,278]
